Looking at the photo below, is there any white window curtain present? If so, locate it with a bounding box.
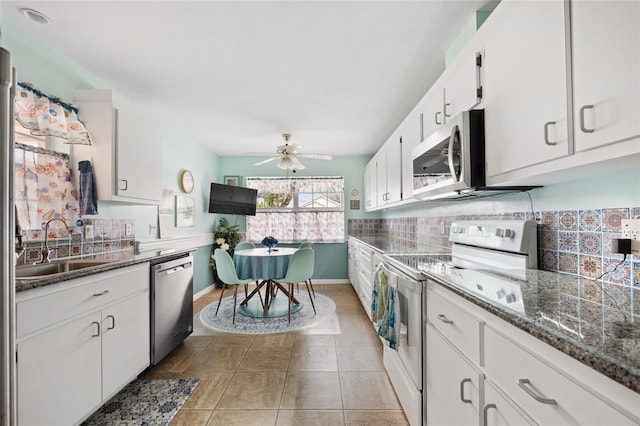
[14,143,80,237]
[14,82,92,145]
[246,176,345,242]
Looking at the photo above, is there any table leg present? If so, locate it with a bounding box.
[272,281,301,305]
[240,280,267,306]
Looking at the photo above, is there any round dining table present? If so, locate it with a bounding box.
[233,247,302,317]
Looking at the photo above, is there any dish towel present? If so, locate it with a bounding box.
[78,160,98,215]
[372,264,399,350]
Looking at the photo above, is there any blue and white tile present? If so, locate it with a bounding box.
[579,209,601,232]
[579,232,602,256]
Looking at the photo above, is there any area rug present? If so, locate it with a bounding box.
[81,378,199,426]
[198,291,337,334]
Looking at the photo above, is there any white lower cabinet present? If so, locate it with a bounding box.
[425,283,640,426]
[16,264,151,426]
[347,238,381,316]
[425,325,482,426]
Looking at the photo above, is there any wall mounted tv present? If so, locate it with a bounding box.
[208,182,258,216]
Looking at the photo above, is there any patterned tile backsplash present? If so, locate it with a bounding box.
[18,218,136,265]
[348,206,640,287]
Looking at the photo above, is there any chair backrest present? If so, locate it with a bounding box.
[214,249,241,284]
[235,241,255,251]
[282,248,314,283]
[299,241,313,249]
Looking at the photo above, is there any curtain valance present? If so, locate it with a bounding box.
[14,82,92,145]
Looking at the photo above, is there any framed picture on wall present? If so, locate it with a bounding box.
[175,195,196,227]
[224,175,241,186]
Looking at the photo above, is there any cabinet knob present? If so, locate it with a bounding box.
[544,121,557,146]
[435,111,443,125]
[483,403,497,426]
[91,321,101,337]
[517,378,558,405]
[119,179,128,191]
[460,378,472,404]
[106,315,116,330]
[437,314,454,324]
[444,103,452,118]
[579,105,595,133]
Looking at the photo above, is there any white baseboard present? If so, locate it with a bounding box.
[193,284,216,301]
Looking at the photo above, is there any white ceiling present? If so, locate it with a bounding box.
[2,0,495,158]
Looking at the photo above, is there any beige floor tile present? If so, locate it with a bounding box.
[344,410,409,425]
[293,334,336,347]
[185,345,248,372]
[182,336,216,348]
[170,409,212,426]
[209,334,257,347]
[281,371,343,409]
[239,348,291,371]
[334,329,382,347]
[337,346,385,371]
[288,346,338,371]
[153,345,207,373]
[217,372,287,409]
[276,409,345,426]
[340,372,402,410]
[252,333,296,348]
[180,372,234,409]
[208,409,278,426]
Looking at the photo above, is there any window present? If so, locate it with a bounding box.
[246,176,345,242]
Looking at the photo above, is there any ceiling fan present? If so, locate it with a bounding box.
[253,133,333,170]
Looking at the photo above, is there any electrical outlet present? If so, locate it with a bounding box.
[621,219,640,254]
[84,224,94,239]
[125,223,132,236]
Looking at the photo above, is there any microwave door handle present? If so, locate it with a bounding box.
[447,124,460,181]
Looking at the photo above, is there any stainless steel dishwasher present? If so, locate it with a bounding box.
[150,254,194,365]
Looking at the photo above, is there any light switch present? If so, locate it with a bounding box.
[84,225,94,239]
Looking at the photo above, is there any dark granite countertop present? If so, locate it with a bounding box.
[15,248,196,292]
[348,235,640,394]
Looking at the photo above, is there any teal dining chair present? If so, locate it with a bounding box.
[277,248,316,322]
[296,241,315,296]
[299,241,313,249]
[234,241,255,251]
[214,249,255,324]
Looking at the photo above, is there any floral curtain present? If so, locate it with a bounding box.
[14,143,80,238]
[246,176,345,242]
[14,82,92,145]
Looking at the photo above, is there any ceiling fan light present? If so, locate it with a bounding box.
[291,157,306,170]
[277,157,294,170]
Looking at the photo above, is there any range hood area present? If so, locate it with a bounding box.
[418,185,542,202]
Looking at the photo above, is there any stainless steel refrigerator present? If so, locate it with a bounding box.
[1,47,17,426]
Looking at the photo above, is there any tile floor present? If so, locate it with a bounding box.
[142,283,409,425]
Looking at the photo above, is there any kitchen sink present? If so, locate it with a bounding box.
[16,260,117,280]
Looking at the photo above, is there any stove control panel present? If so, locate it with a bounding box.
[449,220,537,255]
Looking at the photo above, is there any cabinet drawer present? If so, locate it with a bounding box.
[426,286,482,366]
[485,327,638,425]
[17,264,149,338]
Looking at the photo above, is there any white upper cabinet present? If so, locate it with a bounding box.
[571,1,640,151]
[74,89,163,204]
[400,105,421,202]
[481,0,569,178]
[363,160,376,211]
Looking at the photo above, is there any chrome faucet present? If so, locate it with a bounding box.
[41,218,70,263]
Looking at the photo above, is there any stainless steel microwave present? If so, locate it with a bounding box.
[412,110,486,200]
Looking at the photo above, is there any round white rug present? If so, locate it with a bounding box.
[199,291,336,334]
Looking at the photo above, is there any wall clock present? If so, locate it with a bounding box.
[180,170,194,194]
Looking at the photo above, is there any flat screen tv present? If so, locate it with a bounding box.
[208,182,258,216]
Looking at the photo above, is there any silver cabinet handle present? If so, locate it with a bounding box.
[119,179,128,191]
[437,314,454,324]
[444,103,452,117]
[106,315,115,330]
[544,121,557,145]
[460,378,472,404]
[91,321,100,337]
[483,404,497,426]
[579,104,595,133]
[92,290,110,297]
[435,111,443,125]
[517,379,557,405]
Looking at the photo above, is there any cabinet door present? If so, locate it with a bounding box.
[17,311,102,426]
[419,83,445,141]
[400,107,421,202]
[102,291,150,398]
[116,106,163,201]
[425,325,482,426]
[443,48,480,121]
[482,0,569,177]
[374,149,387,206]
[484,381,535,426]
[363,162,376,211]
[385,134,403,204]
[572,1,640,151]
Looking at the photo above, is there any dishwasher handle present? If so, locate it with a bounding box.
[156,261,193,278]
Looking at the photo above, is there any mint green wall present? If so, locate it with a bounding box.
[445,10,492,67]
[216,155,373,279]
[1,18,219,294]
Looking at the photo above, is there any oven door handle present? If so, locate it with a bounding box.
[447,124,461,182]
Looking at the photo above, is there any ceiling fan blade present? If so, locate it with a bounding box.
[253,157,279,166]
[299,153,333,160]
